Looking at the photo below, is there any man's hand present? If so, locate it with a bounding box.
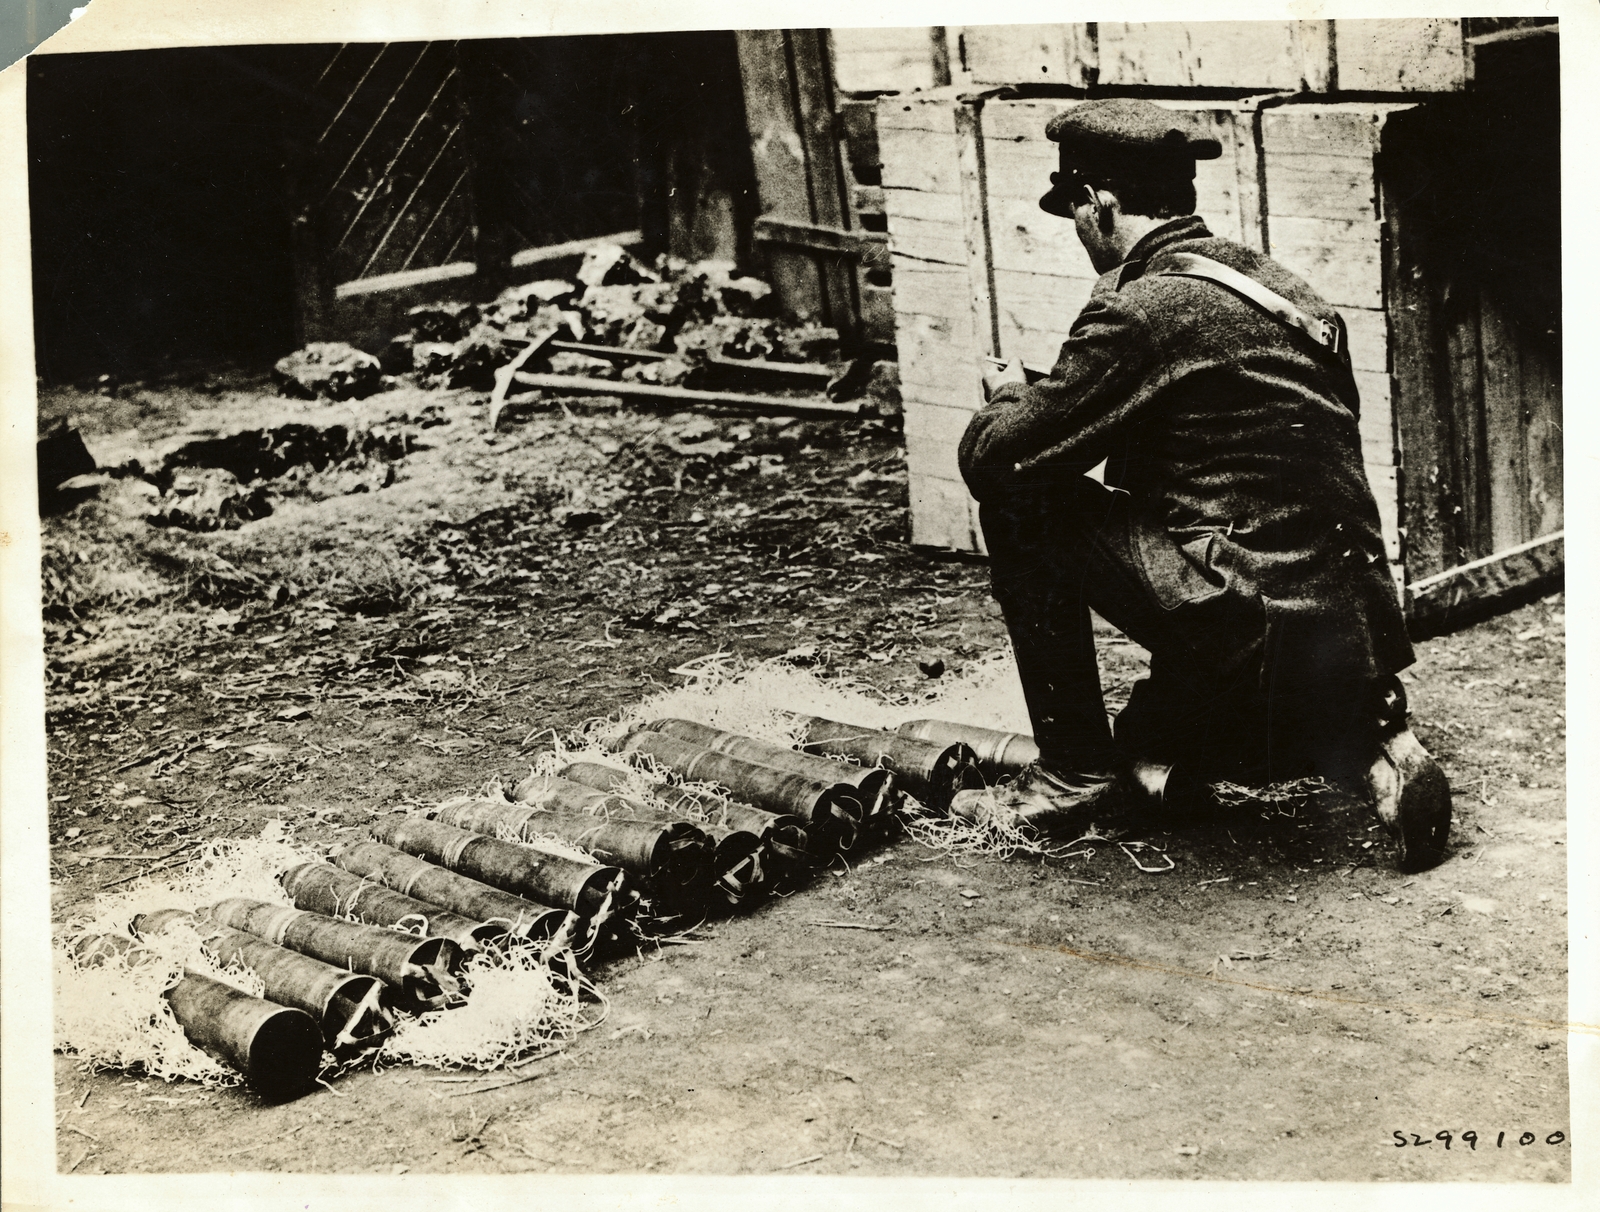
[981,357,1029,401]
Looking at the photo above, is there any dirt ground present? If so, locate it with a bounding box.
[38,365,1569,1181]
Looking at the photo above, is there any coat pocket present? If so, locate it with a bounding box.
[1134,521,1229,611]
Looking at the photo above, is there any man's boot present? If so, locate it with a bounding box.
[949,761,1132,833]
[1366,679,1452,872]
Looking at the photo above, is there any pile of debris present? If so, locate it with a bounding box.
[380,244,899,419]
[61,714,1027,1095]
[273,343,385,402]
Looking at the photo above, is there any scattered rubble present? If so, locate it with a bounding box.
[404,301,480,343]
[145,468,273,532]
[381,254,856,400]
[575,242,661,288]
[272,343,384,401]
[499,278,581,311]
[620,358,693,387]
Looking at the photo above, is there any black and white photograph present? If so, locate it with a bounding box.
[1,1,1590,1201]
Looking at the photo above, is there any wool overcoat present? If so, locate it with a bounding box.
[958,215,1414,724]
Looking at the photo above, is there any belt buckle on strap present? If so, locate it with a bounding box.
[1317,318,1341,354]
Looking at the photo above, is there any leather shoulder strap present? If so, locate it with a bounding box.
[1156,251,1342,355]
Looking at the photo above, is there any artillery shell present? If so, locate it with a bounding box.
[69,932,137,966]
[281,861,502,953]
[794,715,984,812]
[436,789,712,899]
[507,772,628,816]
[164,972,324,1100]
[617,728,858,854]
[370,815,631,921]
[133,907,394,1054]
[69,933,321,1099]
[330,841,574,943]
[645,718,896,818]
[559,761,799,904]
[895,719,1040,782]
[206,897,464,1013]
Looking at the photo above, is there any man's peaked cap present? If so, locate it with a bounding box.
[1039,98,1222,216]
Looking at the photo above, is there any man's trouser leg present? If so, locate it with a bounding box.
[979,476,1270,782]
[979,477,1176,773]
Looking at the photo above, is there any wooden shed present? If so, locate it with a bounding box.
[880,19,1561,635]
[27,34,763,381]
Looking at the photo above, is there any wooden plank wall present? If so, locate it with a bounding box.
[1374,58,1561,586]
[962,20,1471,92]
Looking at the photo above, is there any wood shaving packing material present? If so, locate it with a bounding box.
[602,650,1031,749]
[71,825,320,940]
[902,798,1069,862]
[380,945,605,1071]
[525,743,727,826]
[53,944,240,1087]
[53,826,320,1085]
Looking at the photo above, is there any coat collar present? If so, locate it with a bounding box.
[1115,215,1212,289]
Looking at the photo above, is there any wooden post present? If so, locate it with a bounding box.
[792,30,859,341]
[733,29,862,341]
[1378,113,1458,582]
[1479,289,1532,553]
[453,40,511,302]
[282,46,336,346]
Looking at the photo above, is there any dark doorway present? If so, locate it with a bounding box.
[28,46,302,384]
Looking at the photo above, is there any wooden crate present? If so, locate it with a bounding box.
[961,24,1093,88]
[958,20,1474,94]
[1334,19,1467,92]
[1096,21,1331,91]
[876,89,985,551]
[1257,101,1420,572]
[877,24,1559,628]
[831,26,943,94]
[881,91,1414,581]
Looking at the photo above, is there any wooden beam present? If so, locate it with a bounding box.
[1378,115,1454,582]
[334,261,477,299]
[1405,530,1563,639]
[752,216,886,258]
[509,230,644,270]
[509,372,860,418]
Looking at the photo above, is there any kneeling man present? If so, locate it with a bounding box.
[956,99,1450,872]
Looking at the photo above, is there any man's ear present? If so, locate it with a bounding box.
[1095,189,1117,236]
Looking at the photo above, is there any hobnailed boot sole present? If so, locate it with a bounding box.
[1367,727,1452,872]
